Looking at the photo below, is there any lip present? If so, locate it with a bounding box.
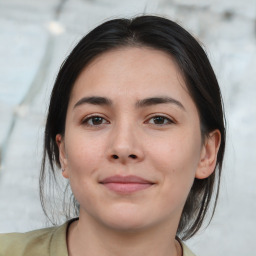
[99,175,154,194]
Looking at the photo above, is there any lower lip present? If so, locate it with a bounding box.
[102,182,153,193]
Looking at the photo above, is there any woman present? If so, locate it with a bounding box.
[0,15,225,256]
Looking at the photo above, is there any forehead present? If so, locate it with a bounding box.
[70,46,191,105]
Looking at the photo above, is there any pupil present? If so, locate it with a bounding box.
[154,117,164,124]
[92,117,102,125]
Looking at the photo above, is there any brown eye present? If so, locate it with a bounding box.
[148,116,173,125]
[91,117,104,125]
[83,116,109,126]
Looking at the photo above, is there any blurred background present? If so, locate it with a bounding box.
[0,0,255,255]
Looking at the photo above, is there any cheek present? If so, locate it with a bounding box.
[63,134,104,208]
[150,130,201,167]
[148,130,202,192]
[65,132,105,178]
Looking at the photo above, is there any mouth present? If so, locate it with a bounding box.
[99,175,155,194]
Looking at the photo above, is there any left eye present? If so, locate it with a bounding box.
[147,116,173,125]
[82,116,109,126]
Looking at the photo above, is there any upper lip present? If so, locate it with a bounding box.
[100,175,154,184]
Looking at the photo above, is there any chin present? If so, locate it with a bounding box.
[99,207,154,232]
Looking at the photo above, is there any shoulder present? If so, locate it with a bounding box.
[0,226,56,256]
[0,221,70,256]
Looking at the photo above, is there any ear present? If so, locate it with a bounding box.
[195,130,221,179]
[56,134,69,179]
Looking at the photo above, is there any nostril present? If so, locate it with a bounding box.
[111,154,137,160]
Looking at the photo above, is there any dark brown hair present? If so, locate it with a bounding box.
[40,15,226,240]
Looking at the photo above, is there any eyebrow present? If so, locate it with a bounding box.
[135,97,185,110]
[73,96,185,111]
[74,96,112,108]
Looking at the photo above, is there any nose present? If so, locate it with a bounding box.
[107,122,144,164]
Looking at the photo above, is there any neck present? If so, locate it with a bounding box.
[67,214,181,256]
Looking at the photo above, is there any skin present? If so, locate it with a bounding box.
[56,47,220,256]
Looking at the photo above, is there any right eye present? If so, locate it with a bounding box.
[82,116,109,127]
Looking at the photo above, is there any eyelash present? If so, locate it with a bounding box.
[82,115,109,127]
[81,115,174,127]
[146,115,174,126]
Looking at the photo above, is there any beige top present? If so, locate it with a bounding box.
[0,219,196,256]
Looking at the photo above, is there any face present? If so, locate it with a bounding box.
[57,47,218,232]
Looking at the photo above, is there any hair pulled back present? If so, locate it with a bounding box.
[40,15,226,240]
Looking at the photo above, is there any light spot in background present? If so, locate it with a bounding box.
[14,104,29,118]
[46,21,65,35]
